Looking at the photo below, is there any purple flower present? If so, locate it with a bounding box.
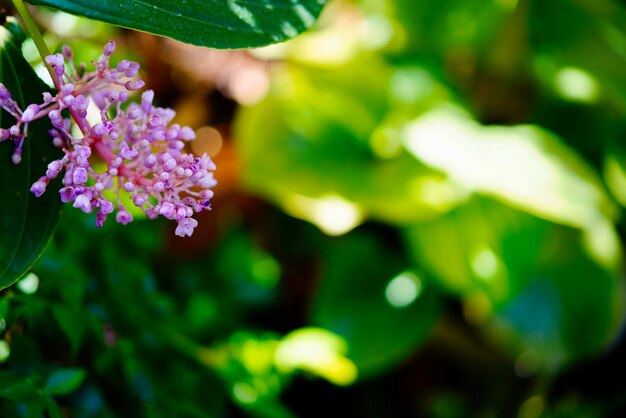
[30,179,48,197]
[21,104,40,122]
[116,209,133,225]
[73,193,93,213]
[0,40,216,237]
[175,217,198,237]
[159,201,175,218]
[72,167,88,184]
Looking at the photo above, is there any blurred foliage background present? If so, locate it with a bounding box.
[2,0,626,416]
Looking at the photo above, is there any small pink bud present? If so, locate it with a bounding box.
[21,104,40,122]
[104,40,115,56]
[45,53,64,67]
[164,158,177,171]
[180,126,195,140]
[159,201,175,218]
[99,200,114,215]
[73,167,88,184]
[124,181,135,192]
[61,83,75,95]
[62,45,73,60]
[125,80,145,91]
[30,179,48,197]
[116,209,133,225]
[153,181,164,192]
[133,195,145,207]
[145,154,157,168]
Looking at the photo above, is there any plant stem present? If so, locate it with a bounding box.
[11,0,61,90]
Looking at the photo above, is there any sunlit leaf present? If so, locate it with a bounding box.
[0,22,63,290]
[402,106,620,269]
[311,231,442,376]
[276,327,357,386]
[28,0,329,49]
[235,57,462,234]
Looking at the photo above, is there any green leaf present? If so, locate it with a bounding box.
[52,304,87,355]
[404,197,625,368]
[402,106,618,230]
[44,396,63,418]
[404,197,548,306]
[311,232,442,377]
[392,0,513,55]
[0,22,63,290]
[27,0,329,49]
[529,0,626,108]
[44,368,86,396]
[235,58,462,235]
[0,374,47,418]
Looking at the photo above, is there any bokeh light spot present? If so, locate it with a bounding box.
[283,194,364,236]
[385,271,423,308]
[50,12,79,36]
[251,255,281,288]
[233,382,258,404]
[191,126,223,158]
[554,67,599,103]
[471,247,498,280]
[17,272,40,295]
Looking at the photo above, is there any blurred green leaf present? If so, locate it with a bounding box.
[0,22,63,290]
[44,368,86,396]
[529,0,626,109]
[43,396,63,418]
[392,0,514,55]
[52,304,86,355]
[311,231,442,377]
[236,57,462,234]
[404,197,548,305]
[403,106,617,229]
[28,0,329,49]
[0,374,47,418]
[405,197,625,367]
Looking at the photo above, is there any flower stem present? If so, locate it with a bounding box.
[11,0,61,90]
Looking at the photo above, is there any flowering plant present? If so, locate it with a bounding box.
[0,0,326,289]
[1,40,216,237]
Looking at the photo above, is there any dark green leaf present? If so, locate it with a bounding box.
[311,232,442,377]
[52,304,86,355]
[27,0,329,49]
[0,22,63,290]
[0,375,46,418]
[44,368,86,396]
[44,396,63,418]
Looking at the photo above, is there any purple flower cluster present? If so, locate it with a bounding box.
[0,41,216,237]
